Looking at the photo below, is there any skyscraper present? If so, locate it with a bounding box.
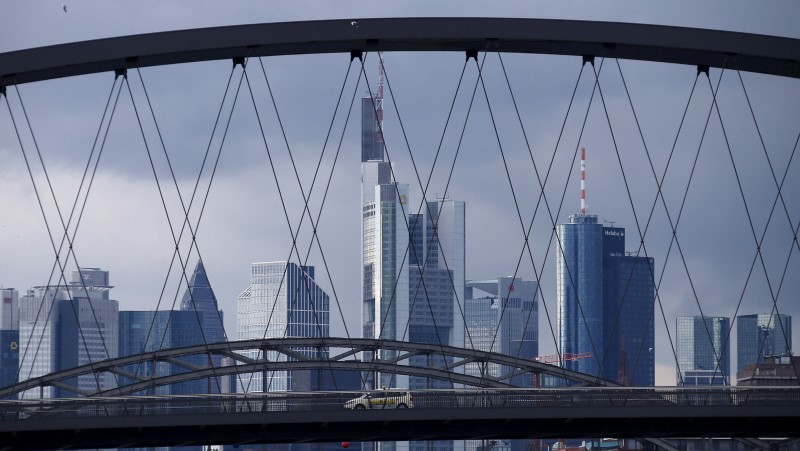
[464,277,539,383]
[18,268,118,398]
[361,89,410,390]
[557,214,604,378]
[407,199,465,390]
[555,149,655,386]
[237,261,330,393]
[180,260,226,394]
[118,309,207,395]
[0,288,19,392]
[602,252,656,386]
[180,260,226,346]
[676,316,731,386]
[737,313,792,372]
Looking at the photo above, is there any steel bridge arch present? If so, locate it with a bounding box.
[1,17,799,87]
[0,337,617,398]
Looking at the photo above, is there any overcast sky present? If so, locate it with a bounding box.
[1,1,798,385]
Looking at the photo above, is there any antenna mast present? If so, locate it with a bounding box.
[375,52,385,149]
[581,146,586,215]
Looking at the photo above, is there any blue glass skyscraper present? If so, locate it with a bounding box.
[118,310,207,395]
[408,200,465,390]
[0,288,19,393]
[557,216,655,385]
[557,214,604,377]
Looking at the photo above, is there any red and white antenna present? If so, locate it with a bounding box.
[580,146,586,215]
[375,52,385,146]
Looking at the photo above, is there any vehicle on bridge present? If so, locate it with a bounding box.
[345,390,413,409]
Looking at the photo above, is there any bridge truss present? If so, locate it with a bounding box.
[0,337,616,398]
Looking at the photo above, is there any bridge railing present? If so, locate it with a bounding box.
[1,387,798,422]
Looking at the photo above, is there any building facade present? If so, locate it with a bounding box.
[556,215,655,386]
[0,288,19,392]
[361,96,410,390]
[407,200,466,390]
[18,269,118,398]
[676,316,731,386]
[237,261,330,393]
[464,278,539,385]
[736,313,792,372]
[118,310,210,395]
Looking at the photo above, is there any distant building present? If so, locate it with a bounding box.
[361,150,410,391]
[408,200,466,390]
[237,261,330,393]
[18,269,118,398]
[180,260,226,393]
[736,313,792,372]
[118,310,211,395]
[0,288,19,392]
[737,355,800,386]
[676,316,731,386]
[464,278,539,385]
[556,215,655,386]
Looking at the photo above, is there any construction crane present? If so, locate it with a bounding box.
[532,352,591,387]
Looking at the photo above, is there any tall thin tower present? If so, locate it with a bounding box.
[361,54,409,391]
[580,147,586,215]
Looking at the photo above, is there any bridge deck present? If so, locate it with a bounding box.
[1,387,798,450]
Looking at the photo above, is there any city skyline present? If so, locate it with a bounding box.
[0,3,798,386]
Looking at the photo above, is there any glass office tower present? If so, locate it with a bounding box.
[361,91,410,391]
[0,288,19,392]
[179,260,226,394]
[737,313,792,372]
[18,269,118,398]
[676,316,731,386]
[603,254,656,386]
[464,278,539,383]
[237,261,330,393]
[118,310,205,395]
[407,200,465,390]
[557,216,655,385]
[557,214,604,377]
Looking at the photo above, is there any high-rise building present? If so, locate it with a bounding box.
[0,288,19,392]
[237,261,330,393]
[603,252,656,386]
[180,260,226,346]
[18,269,118,398]
[361,95,410,390]
[555,148,655,386]
[118,310,208,395]
[676,316,731,386]
[407,200,466,389]
[557,214,604,378]
[464,278,539,384]
[736,313,792,372]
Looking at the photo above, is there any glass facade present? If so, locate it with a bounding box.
[18,269,118,398]
[237,261,330,393]
[602,256,656,386]
[676,316,731,386]
[0,330,19,394]
[0,288,19,393]
[361,136,410,390]
[118,310,207,395]
[179,260,226,394]
[736,313,792,372]
[464,278,539,385]
[557,215,655,386]
[557,214,604,377]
